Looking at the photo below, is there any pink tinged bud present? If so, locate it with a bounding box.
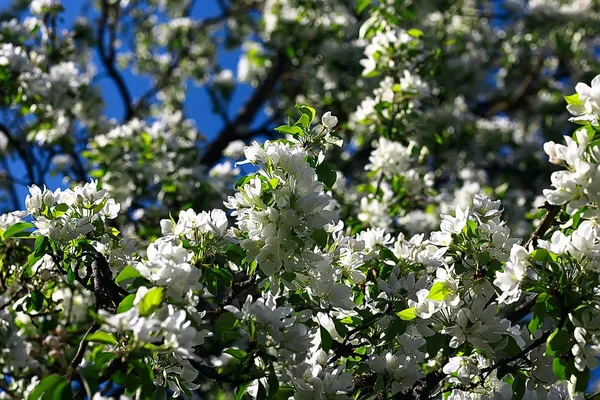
[55,325,67,338]
[48,349,64,361]
[43,335,61,348]
[543,141,560,164]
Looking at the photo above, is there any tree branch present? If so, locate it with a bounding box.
[98,0,133,121]
[502,202,561,323]
[131,2,258,118]
[70,323,99,368]
[473,56,543,118]
[524,202,561,249]
[434,314,567,398]
[200,50,291,167]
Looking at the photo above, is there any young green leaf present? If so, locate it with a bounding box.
[397,307,417,321]
[115,265,143,283]
[3,222,35,239]
[316,161,337,189]
[117,294,136,314]
[138,287,164,317]
[427,282,452,301]
[320,325,333,352]
[86,331,118,345]
[546,328,570,356]
[28,374,65,400]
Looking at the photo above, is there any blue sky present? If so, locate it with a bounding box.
[2,0,263,205]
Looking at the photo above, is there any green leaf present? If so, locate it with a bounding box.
[34,235,50,257]
[552,357,568,380]
[530,248,557,263]
[512,374,526,399]
[131,359,155,396]
[425,333,447,358]
[296,104,316,124]
[384,318,406,339]
[295,113,311,129]
[203,269,218,295]
[407,28,423,38]
[257,382,267,399]
[316,161,337,189]
[224,348,247,359]
[356,0,371,13]
[274,387,295,400]
[115,266,143,283]
[86,331,118,345]
[51,377,72,400]
[31,290,44,311]
[151,388,168,400]
[564,93,581,105]
[235,382,251,400]
[476,251,490,265]
[528,310,543,334]
[379,247,398,263]
[427,281,452,301]
[79,365,100,397]
[235,175,252,188]
[546,328,570,356]
[3,222,35,239]
[466,220,478,236]
[117,294,136,314]
[340,316,362,326]
[268,365,279,398]
[138,287,163,317]
[216,312,239,334]
[311,228,328,248]
[320,325,333,352]
[53,203,69,216]
[397,307,417,321]
[28,374,64,400]
[212,268,233,288]
[66,266,75,284]
[275,125,304,136]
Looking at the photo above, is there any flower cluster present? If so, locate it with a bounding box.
[3,0,600,399]
[25,180,119,243]
[225,140,337,276]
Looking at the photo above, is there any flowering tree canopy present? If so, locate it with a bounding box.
[1,0,600,399]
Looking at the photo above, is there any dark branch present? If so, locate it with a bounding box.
[97,0,133,121]
[200,50,291,167]
[131,2,258,118]
[70,323,99,368]
[501,202,561,323]
[524,202,561,249]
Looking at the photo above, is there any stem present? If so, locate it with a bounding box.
[70,324,99,368]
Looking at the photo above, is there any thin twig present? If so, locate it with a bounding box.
[97,0,133,121]
[524,202,561,249]
[70,324,99,368]
[501,202,561,322]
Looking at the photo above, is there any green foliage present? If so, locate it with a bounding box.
[138,287,164,317]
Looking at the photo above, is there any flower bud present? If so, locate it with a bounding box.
[43,335,61,348]
[55,325,67,338]
[48,349,64,361]
[321,111,338,129]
